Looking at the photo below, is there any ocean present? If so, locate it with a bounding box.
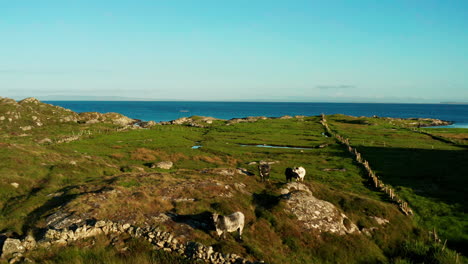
[45,101,468,128]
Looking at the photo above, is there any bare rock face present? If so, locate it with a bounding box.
[281,183,359,235]
[46,210,84,229]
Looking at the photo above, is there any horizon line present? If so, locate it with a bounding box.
[39,100,468,105]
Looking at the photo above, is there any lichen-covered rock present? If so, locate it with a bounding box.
[21,235,36,250]
[1,238,24,258]
[155,161,173,170]
[281,183,359,235]
[45,211,84,229]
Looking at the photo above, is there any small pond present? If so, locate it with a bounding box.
[239,144,313,150]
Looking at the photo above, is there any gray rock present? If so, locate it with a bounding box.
[1,238,25,258]
[95,220,106,228]
[139,121,157,128]
[45,211,83,229]
[21,235,36,250]
[281,183,359,235]
[122,223,130,231]
[156,161,173,169]
[38,138,53,144]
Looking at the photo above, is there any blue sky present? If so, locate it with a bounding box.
[1,0,467,102]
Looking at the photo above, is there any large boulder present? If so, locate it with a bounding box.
[46,210,84,229]
[281,183,359,235]
[1,238,25,258]
[155,161,173,170]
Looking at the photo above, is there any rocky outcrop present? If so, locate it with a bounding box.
[280,183,359,235]
[0,220,264,264]
[18,97,41,104]
[138,120,158,128]
[78,112,136,126]
[0,97,138,131]
[373,116,452,127]
[163,116,222,127]
[227,116,268,125]
[408,118,452,127]
[46,210,85,229]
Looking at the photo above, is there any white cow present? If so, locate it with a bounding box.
[292,166,306,181]
[212,211,245,239]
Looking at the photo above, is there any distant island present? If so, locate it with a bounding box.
[440,102,468,105]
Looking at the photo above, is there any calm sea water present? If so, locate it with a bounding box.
[45,101,468,128]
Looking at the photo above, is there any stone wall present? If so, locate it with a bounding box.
[1,220,264,264]
[320,114,413,216]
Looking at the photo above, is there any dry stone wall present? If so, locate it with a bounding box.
[320,114,413,216]
[1,220,264,264]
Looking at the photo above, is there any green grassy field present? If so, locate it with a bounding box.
[327,114,468,255]
[0,101,466,263]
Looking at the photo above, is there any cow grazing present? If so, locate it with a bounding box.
[212,211,245,239]
[285,167,306,182]
[258,163,271,182]
[285,167,297,182]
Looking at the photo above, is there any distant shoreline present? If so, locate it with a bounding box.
[439,102,468,105]
[39,100,468,105]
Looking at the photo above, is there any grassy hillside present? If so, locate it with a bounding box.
[0,99,466,263]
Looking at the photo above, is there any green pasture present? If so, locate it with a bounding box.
[0,113,466,263]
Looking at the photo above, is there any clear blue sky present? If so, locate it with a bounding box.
[1,0,467,102]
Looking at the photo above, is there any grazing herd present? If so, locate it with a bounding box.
[212,164,306,239]
[259,163,306,183]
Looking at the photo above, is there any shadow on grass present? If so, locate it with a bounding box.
[357,146,468,255]
[19,185,115,235]
[357,146,468,206]
[253,190,281,210]
[334,119,372,125]
[168,211,214,234]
